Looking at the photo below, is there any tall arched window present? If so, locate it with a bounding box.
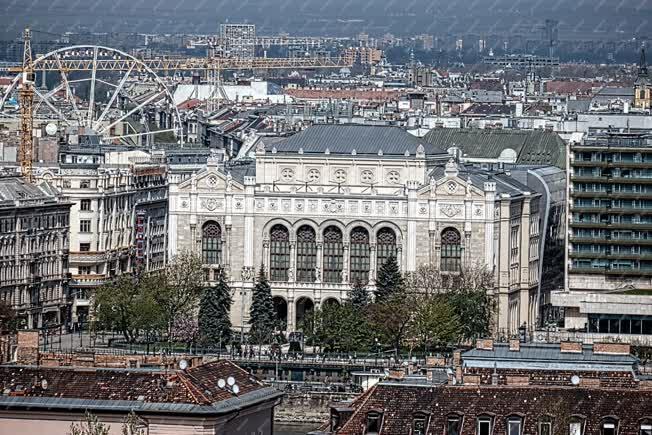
[270,224,290,281]
[441,228,462,272]
[376,227,397,269]
[296,225,317,282]
[350,227,370,283]
[202,222,222,264]
[323,226,343,283]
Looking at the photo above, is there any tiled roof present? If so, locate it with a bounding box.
[336,383,652,435]
[0,360,281,415]
[270,124,447,157]
[0,177,61,206]
[428,165,534,197]
[423,128,566,169]
[285,89,403,102]
[462,343,638,371]
[462,103,511,115]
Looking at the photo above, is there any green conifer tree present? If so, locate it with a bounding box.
[248,266,276,345]
[198,267,232,348]
[349,278,370,309]
[374,255,404,302]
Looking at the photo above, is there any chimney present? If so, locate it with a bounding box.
[15,330,39,365]
[476,339,494,351]
[509,339,520,352]
[560,341,583,354]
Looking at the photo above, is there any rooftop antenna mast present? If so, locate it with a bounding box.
[19,28,35,182]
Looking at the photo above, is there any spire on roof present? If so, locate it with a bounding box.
[639,45,648,78]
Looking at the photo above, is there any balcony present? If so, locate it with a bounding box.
[69,251,108,263]
[570,252,652,261]
[570,236,652,246]
[571,222,652,230]
[70,274,107,288]
[570,266,652,276]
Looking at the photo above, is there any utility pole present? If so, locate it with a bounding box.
[19,28,34,182]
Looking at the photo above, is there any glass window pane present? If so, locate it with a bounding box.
[570,422,583,435]
[323,226,343,283]
[350,227,370,283]
[509,421,522,435]
[441,228,462,272]
[448,418,461,435]
[270,225,290,281]
[296,226,316,282]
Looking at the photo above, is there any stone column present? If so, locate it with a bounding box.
[315,241,323,283]
[287,295,296,332]
[396,244,403,272]
[342,242,350,284]
[262,240,270,272]
[406,181,419,272]
[224,224,232,274]
[519,195,531,330]
[497,196,511,333]
[369,243,377,282]
[288,241,296,283]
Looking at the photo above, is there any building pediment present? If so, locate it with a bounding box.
[418,175,485,199]
[177,168,244,193]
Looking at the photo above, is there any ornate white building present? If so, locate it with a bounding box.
[168,125,542,334]
[33,144,168,328]
[0,177,71,328]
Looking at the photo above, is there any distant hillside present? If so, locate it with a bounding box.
[0,0,649,39]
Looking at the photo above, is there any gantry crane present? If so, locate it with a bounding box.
[4,29,352,183]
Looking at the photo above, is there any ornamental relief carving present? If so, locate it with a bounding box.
[440,203,463,218]
[323,200,344,214]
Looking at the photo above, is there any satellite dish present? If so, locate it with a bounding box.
[571,375,580,386]
[227,376,236,386]
[232,384,240,395]
[217,378,226,389]
[178,359,188,370]
[45,123,57,136]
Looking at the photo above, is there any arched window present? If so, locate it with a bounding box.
[350,227,370,283]
[323,226,343,283]
[202,222,222,265]
[296,225,317,282]
[376,227,397,269]
[441,228,462,272]
[270,224,290,281]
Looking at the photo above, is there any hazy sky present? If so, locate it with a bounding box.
[0,0,651,38]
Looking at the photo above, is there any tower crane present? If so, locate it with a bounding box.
[2,29,352,183]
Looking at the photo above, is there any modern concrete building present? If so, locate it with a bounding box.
[168,124,543,334]
[552,130,652,342]
[0,177,71,328]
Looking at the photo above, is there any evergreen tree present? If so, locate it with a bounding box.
[349,279,370,309]
[198,267,232,348]
[374,255,404,302]
[249,266,276,345]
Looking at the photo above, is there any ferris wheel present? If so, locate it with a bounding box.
[0,45,184,146]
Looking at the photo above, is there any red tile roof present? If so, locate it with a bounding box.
[286,88,403,102]
[336,383,652,434]
[0,360,266,406]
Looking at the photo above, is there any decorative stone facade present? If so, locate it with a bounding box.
[168,125,542,334]
[0,177,71,329]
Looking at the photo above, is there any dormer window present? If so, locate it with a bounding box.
[477,416,493,435]
[569,417,585,435]
[413,412,430,435]
[508,417,523,435]
[602,418,618,435]
[448,415,463,435]
[539,416,553,435]
[330,410,340,432]
[366,411,383,435]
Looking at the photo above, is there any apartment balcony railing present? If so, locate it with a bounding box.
[571,222,652,230]
[69,251,108,263]
[570,236,652,245]
[570,266,652,276]
[570,252,652,261]
[69,274,107,288]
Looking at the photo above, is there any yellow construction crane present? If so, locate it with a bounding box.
[5,29,351,183]
[19,28,35,182]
